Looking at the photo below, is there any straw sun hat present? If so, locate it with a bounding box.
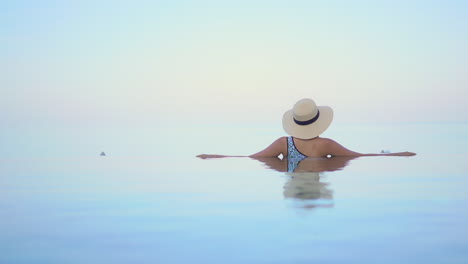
[282,98,334,139]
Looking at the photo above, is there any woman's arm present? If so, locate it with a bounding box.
[197,137,286,159]
[323,138,416,157]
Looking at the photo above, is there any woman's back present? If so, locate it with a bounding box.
[287,137,328,158]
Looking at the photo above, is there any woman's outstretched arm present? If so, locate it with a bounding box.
[197,137,286,159]
[323,138,416,157]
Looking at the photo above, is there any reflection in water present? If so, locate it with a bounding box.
[283,173,332,201]
[253,156,355,209]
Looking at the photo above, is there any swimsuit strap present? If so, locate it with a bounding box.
[287,137,307,159]
[287,136,307,172]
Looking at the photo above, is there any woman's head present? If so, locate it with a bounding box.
[282,98,333,139]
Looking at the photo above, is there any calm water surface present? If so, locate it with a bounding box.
[1,123,468,263]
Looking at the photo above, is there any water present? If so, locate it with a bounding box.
[1,122,468,263]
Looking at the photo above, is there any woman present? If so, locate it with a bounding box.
[197,98,416,159]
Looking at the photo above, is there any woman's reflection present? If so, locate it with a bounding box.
[253,156,355,209]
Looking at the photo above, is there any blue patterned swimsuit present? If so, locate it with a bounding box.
[287,136,307,172]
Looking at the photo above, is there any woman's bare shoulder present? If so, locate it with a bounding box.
[277,136,288,143]
[313,137,336,144]
[271,137,288,148]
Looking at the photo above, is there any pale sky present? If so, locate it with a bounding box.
[2,0,468,128]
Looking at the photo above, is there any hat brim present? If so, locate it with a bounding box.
[282,106,333,139]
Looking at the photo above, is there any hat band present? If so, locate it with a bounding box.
[294,110,320,126]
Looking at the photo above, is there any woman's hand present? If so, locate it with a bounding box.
[196,154,226,159]
[391,151,416,156]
